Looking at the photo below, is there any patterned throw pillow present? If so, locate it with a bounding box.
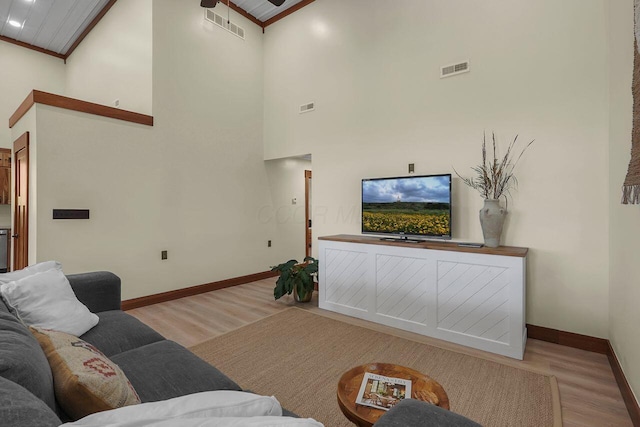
[30,327,140,420]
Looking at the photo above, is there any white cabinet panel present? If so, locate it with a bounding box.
[375,255,429,325]
[323,248,368,311]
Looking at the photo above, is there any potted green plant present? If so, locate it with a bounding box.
[271,256,318,302]
[455,132,534,247]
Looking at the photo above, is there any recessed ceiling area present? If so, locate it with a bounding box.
[0,0,312,60]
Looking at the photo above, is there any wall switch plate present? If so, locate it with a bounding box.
[292,198,297,205]
[161,250,168,260]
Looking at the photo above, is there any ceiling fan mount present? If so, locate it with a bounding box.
[201,0,285,8]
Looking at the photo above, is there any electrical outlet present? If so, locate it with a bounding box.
[268,240,272,247]
[408,163,415,173]
[292,198,297,205]
[114,99,120,108]
[161,250,168,260]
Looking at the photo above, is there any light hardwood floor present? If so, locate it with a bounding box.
[128,278,633,427]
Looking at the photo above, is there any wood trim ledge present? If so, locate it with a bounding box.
[9,90,154,128]
[121,270,278,311]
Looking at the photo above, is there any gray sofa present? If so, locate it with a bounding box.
[0,271,281,426]
[0,271,478,426]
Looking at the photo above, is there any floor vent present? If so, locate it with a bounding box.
[441,60,470,78]
[299,102,315,114]
[205,9,245,39]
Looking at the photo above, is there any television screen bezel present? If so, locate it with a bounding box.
[361,173,452,240]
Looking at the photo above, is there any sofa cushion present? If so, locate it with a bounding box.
[111,340,241,402]
[0,261,62,284]
[61,390,282,425]
[0,310,56,411]
[31,327,141,420]
[0,268,99,336]
[0,376,61,427]
[79,310,165,357]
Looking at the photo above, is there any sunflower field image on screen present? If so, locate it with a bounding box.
[361,175,451,238]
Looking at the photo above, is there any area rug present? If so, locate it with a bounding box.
[190,308,561,427]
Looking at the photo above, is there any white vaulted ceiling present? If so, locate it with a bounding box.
[0,0,310,59]
[0,0,111,56]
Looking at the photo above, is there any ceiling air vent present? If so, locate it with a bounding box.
[440,60,470,78]
[299,102,315,114]
[205,9,245,40]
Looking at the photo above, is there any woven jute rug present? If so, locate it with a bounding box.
[190,308,561,427]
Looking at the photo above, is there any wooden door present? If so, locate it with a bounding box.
[305,170,312,258]
[13,133,29,271]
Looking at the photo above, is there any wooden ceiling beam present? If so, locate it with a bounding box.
[64,0,119,60]
[263,0,315,28]
[0,35,65,60]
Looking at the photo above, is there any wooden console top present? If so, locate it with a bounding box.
[318,234,528,257]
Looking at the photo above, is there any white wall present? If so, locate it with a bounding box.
[265,157,312,262]
[65,0,153,114]
[0,42,66,226]
[608,0,640,405]
[0,42,66,149]
[264,0,611,337]
[16,0,281,300]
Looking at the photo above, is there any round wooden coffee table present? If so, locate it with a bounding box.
[337,363,449,427]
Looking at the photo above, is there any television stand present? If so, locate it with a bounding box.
[379,237,423,243]
[318,234,528,359]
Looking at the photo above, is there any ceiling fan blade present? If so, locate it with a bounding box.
[268,0,285,6]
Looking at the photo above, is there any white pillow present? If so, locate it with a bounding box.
[0,260,62,283]
[0,268,98,336]
[64,417,324,427]
[65,391,283,425]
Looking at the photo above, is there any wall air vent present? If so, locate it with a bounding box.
[299,102,315,114]
[440,60,470,78]
[205,9,245,39]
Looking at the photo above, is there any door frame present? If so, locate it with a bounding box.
[13,132,29,271]
[304,170,312,258]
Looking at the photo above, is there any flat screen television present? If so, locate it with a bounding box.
[362,174,452,240]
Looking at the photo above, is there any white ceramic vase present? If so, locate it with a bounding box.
[479,199,507,248]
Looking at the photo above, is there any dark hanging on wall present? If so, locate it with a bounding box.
[622,3,640,204]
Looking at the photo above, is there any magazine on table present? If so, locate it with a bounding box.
[355,372,412,411]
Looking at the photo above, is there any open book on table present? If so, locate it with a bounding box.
[355,372,412,411]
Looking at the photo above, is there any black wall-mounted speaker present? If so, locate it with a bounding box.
[53,209,90,220]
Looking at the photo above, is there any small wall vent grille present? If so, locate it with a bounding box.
[299,102,315,114]
[440,60,470,78]
[205,9,245,39]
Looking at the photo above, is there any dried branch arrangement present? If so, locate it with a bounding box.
[455,132,534,201]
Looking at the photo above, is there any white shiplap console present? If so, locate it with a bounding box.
[318,235,528,359]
